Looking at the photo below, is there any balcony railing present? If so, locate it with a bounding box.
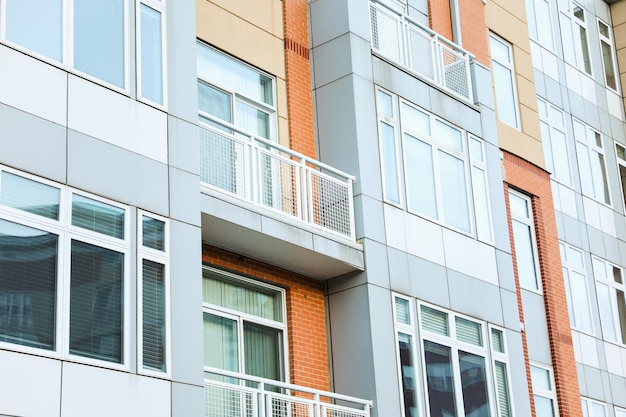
[204,367,373,417]
[199,113,356,240]
[369,0,474,102]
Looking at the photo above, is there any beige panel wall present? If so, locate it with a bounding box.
[485,0,545,169]
[612,0,626,112]
[196,0,289,146]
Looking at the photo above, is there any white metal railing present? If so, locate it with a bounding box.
[199,113,356,240]
[369,0,474,102]
[204,367,373,417]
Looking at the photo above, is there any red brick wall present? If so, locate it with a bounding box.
[283,0,316,159]
[502,151,582,417]
[202,244,330,391]
[428,0,453,41]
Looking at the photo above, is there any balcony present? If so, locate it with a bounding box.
[369,0,474,102]
[204,367,373,417]
[199,114,363,279]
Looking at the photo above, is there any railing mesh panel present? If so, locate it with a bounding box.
[200,127,247,198]
[258,151,299,218]
[324,407,369,417]
[440,44,471,100]
[205,384,254,417]
[370,4,401,62]
[270,397,311,417]
[407,27,435,81]
[310,172,352,237]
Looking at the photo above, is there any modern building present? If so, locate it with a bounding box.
[1,0,626,417]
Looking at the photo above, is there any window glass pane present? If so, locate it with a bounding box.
[614,266,622,284]
[140,4,163,104]
[471,167,492,242]
[402,104,430,137]
[203,270,283,322]
[0,171,60,220]
[469,137,484,163]
[571,270,593,331]
[509,192,529,218]
[69,240,124,363]
[592,152,610,204]
[530,365,551,390]
[601,41,616,90]
[74,0,125,88]
[512,219,539,290]
[395,297,411,325]
[494,362,511,417]
[616,408,626,417]
[142,259,166,372]
[492,62,518,127]
[72,194,125,239]
[377,90,393,118]
[5,0,62,61]
[142,216,165,251]
[561,15,577,65]
[536,0,554,50]
[434,121,462,152]
[576,142,595,197]
[424,341,457,417]
[591,403,607,417]
[455,317,482,346]
[439,152,470,232]
[405,135,438,219]
[421,305,449,336]
[398,333,418,417]
[541,122,555,174]
[567,246,584,268]
[535,396,555,417]
[616,290,626,344]
[578,26,592,74]
[490,36,510,63]
[458,351,490,417]
[244,322,282,381]
[203,313,238,371]
[236,100,270,139]
[198,81,233,126]
[0,219,57,350]
[596,283,616,342]
[563,268,577,324]
[491,328,505,353]
[381,122,401,204]
[551,129,571,185]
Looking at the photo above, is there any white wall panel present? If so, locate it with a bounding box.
[442,228,498,285]
[404,212,445,266]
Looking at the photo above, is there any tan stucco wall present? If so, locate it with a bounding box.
[485,0,545,169]
[612,0,626,113]
[196,0,289,147]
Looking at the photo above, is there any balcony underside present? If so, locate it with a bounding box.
[201,190,364,280]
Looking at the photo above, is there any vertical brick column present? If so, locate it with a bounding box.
[283,0,316,159]
[610,1,626,112]
[458,0,489,65]
[428,0,453,41]
[502,152,583,417]
[202,245,330,391]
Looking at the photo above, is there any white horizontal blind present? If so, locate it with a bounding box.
[142,259,165,371]
[71,194,125,239]
[395,297,410,325]
[0,171,60,220]
[420,305,449,336]
[455,316,482,346]
[495,361,511,417]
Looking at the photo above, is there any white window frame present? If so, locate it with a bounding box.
[598,18,619,92]
[573,118,611,205]
[526,0,555,50]
[136,0,168,108]
[530,363,558,417]
[591,256,626,346]
[0,165,132,371]
[376,88,404,208]
[509,189,542,293]
[538,98,572,186]
[137,209,170,377]
[202,266,289,383]
[581,397,608,417]
[489,326,515,417]
[559,0,593,76]
[614,143,626,214]
[393,294,421,417]
[616,406,626,417]
[560,241,594,334]
[489,32,520,129]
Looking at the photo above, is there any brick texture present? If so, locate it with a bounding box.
[283,0,316,159]
[202,244,330,391]
[502,151,583,417]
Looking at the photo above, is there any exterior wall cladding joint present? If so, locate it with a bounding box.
[3,0,626,417]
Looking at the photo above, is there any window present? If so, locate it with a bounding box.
[592,257,626,345]
[615,144,626,212]
[530,364,557,417]
[598,19,618,91]
[509,190,541,291]
[560,242,593,333]
[202,267,287,382]
[489,33,520,129]
[0,166,131,368]
[0,0,166,105]
[538,98,572,185]
[573,119,610,205]
[526,0,555,50]
[416,303,512,417]
[394,295,420,417]
[138,211,170,375]
[560,1,592,75]
[581,398,607,417]
[616,407,626,417]
[375,88,493,241]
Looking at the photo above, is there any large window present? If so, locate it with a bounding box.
[489,33,520,129]
[0,0,166,105]
[615,143,626,212]
[581,398,607,417]
[538,98,572,186]
[598,19,618,91]
[202,267,287,382]
[530,364,557,417]
[560,242,593,333]
[592,257,626,345]
[526,0,555,50]
[0,166,169,372]
[573,119,610,205]
[392,297,513,417]
[509,190,541,292]
[375,88,493,241]
[560,1,592,75]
